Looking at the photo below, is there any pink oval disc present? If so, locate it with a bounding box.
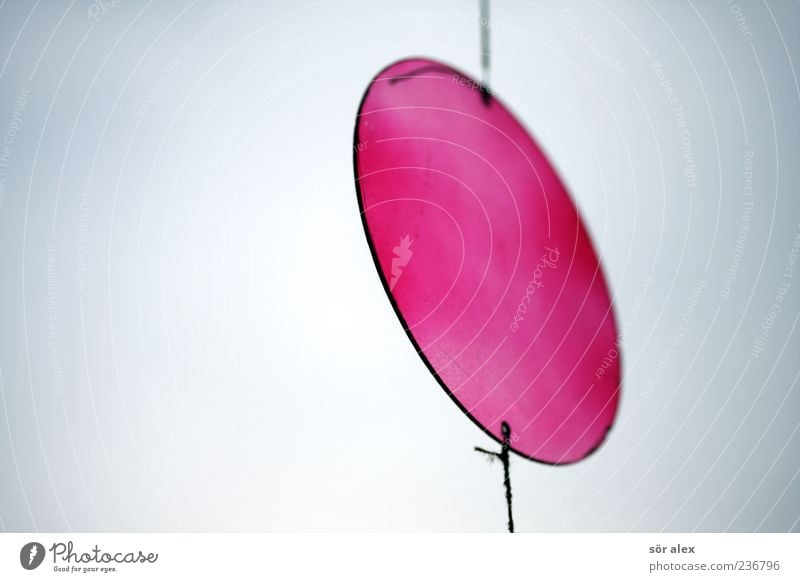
[354,59,620,464]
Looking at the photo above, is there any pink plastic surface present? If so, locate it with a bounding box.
[354,59,620,464]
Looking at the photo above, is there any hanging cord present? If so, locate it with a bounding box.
[479,0,491,104]
[475,421,514,533]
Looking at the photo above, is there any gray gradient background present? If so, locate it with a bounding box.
[0,0,798,532]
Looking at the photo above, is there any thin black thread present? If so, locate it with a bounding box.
[479,0,490,85]
[479,0,491,105]
[475,421,514,533]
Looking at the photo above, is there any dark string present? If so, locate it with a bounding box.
[479,0,490,85]
[479,0,491,105]
[474,421,514,533]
